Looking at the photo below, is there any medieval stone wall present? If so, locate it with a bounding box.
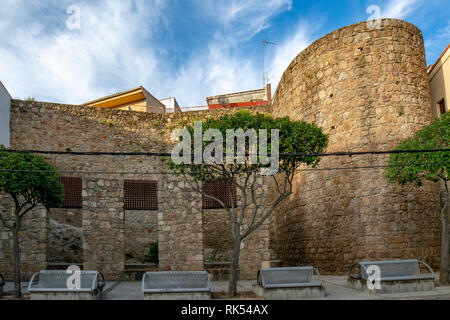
[49,219,83,263]
[0,195,48,280]
[269,19,441,273]
[203,209,233,260]
[1,18,443,281]
[125,210,158,262]
[2,100,269,279]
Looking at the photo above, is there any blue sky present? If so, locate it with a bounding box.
[0,0,449,107]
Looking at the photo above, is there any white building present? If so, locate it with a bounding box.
[0,81,11,148]
[160,97,182,113]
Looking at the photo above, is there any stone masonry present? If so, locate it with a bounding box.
[269,19,441,273]
[1,100,269,280]
[0,18,443,281]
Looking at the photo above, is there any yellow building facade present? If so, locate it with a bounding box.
[428,44,450,118]
[82,86,166,113]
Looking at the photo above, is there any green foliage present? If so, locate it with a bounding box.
[206,253,218,262]
[206,253,231,262]
[385,113,449,186]
[143,241,159,264]
[168,110,329,180]
[0,152,64,209]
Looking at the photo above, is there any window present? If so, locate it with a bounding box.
[60,177,82,209]
[438,99,446,115]
[124,180,158,210]
[202,180,237,209]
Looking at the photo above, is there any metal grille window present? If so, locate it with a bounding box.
[202,180,237,209]
[60,177,82,209]
[124,180,158,210]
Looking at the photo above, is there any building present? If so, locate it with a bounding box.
[160,97,182,113]
[206,84,271,110]
[0,81,11,148]
[428,44,449,118]
[0,19,443,281]
[427,43,450,233]
[82,86,166,113]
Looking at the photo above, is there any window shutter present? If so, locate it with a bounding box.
[202,180,237,209]
[124,180,158,210]
[60,177,82,209]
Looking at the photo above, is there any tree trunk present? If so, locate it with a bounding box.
[439,188,450,285]
[440,217,449,285]
[439,185,450,285]
[228,223,241,297]
[12,225,22,298]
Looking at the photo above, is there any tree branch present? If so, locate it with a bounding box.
[181,172,236,223]
[241,171,294,240]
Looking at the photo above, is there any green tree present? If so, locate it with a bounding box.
[0,151,64,297]
[385,113,449,284]
[168,110,328,296]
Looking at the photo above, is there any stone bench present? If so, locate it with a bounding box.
[28,270,105,300]
[252,266,325,299]
[347,259,435,294]
[142,271,211,300]
[0,273,4,297]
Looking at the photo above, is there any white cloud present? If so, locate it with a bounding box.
[0,0,166,103]
[162,42,261,107]
[0,0,296,107]
[381,0,417,19]
[165,0,294,106]
[215,0,293,42]
[424,19,450,65]
[267,21,313,91]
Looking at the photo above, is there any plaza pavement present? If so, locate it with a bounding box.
[3,276,450,300]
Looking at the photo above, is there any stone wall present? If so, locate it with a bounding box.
[0,194,48,280]
[3,99,269,279]
[2,18,442,280]
[49,219,83,263]
[0,81,11,148]
[124,210,158,262]
[269,19,441,273]
[48,208,83,263]
[203,209,233,260]
[202,175,272,279]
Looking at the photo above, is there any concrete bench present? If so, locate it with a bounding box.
[142,271,211,300]
[28,270,105,300]
[252,266,325,299]
[0,273,4,297]
[347,259,435,294]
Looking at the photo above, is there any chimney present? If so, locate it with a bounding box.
[266,83,272,105]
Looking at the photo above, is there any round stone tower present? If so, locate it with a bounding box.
[269,19,441,273]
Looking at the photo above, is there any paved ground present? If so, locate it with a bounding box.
[321,276,450,300]
[4,276,450,300]
[2,281,118,296]
[101,276,450,300]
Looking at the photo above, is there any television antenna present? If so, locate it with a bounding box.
[262,40,277,87]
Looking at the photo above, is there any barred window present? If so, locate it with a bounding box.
[202,180,237,209]
[124,180,158,211]
[60,177,82,209]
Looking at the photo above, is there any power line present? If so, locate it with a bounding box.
[1,148,449,158]
[0,161,448,175]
